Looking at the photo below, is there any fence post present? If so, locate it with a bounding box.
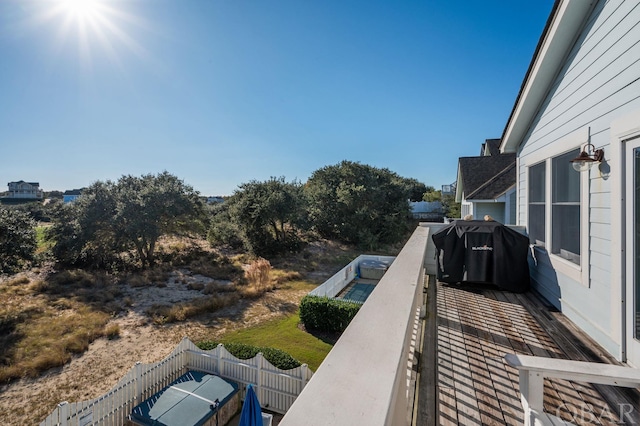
[301,364,309,387]
[58,401,69,426]
[217,343,224,375]
[134,362,143,404]
[256,352,264,402]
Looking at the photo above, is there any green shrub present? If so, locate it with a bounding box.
[195,341,301,370]
[299,295,361,332]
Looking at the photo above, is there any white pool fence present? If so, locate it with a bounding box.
[40,337,312,426]
[308,254,396,299]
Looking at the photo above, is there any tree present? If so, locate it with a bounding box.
[48,181,120,267]
[305,161,417,248]
[402,179,430,202]
[0,208,37,273]
[423,188,442,202]
[442,193,461,219]
[48,172,205,268]
[207,203,244,250]
[112,172,205,267]
[224,177,306,255]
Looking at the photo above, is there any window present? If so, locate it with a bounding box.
[527,148,582,266]
[528,162,546,245]
[551,149,581,264]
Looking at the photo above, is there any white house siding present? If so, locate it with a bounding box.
[474,202,506,224]
[517,0,640,358]
[460,200,473,219]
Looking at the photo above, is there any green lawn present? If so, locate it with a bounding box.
[218,313,333,371]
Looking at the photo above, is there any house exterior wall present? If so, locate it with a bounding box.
[516,0,640,359]
[7,182,43,199]
[474,202,506,224]
[460,200,473,219]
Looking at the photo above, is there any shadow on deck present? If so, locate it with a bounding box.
[417,280,640,425]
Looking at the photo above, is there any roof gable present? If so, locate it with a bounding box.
[458,153,516,200]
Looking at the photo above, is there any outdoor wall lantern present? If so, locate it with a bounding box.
[570,143,605,172]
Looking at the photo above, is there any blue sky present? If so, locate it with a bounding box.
[1,0,554,196]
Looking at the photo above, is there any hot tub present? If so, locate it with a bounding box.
[129,370,239,426]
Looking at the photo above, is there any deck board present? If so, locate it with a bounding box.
[433,282,639,425]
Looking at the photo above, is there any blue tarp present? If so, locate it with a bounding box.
[130,371,238,426]
[239,384,262,426]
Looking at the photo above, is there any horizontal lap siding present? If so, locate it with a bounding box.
[520,0,640,159]
[474,202,505,223]
[518,0,640,356]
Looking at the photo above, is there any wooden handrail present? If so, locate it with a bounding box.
[504,354,640,426]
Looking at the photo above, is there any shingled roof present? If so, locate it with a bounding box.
[481,138,502,156]
[458,152,516,200]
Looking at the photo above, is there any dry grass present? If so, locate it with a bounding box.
[105,323,121,340]
[0,271,117,383]
[271,269,303,284]
[0,301,110,383]
[146,293,240,324]
[125,268,170,288]
[239,258,273,299]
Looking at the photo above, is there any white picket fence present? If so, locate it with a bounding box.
[40,337,312,426]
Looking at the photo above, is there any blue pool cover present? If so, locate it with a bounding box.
[130,371,238,426]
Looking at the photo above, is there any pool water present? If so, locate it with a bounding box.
[340,282,376,303]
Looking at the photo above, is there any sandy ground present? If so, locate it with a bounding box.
[0,271,312,426]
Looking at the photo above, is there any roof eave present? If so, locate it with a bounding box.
[500,0,596,154]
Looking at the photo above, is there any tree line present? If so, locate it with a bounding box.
[0,161,440,273]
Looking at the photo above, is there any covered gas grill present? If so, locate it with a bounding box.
[432,220,530,292]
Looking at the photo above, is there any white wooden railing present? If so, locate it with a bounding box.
[280,224,433,426]
[505,353,640,425]
[40,337,312,426]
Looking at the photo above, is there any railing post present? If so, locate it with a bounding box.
[519,369,545,426]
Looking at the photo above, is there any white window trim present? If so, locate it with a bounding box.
[610,108,640,361]
[522,127,590,286]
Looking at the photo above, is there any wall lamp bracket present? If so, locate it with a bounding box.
[570,143,604,172]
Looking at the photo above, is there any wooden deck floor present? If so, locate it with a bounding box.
[430,281,640,425]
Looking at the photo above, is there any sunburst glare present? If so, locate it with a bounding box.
[60,0,104,20]
[22,0,150,71]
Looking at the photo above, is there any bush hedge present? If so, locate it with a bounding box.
[196,341,301,370]
[299,295,361,332]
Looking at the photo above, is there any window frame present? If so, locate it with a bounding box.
[522,128,590,286]
[528,161,546,246]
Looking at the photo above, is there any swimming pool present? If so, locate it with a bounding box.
[340,282,376,303]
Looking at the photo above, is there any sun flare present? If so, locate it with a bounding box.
[21,0,151,69]
[60,0,102,19]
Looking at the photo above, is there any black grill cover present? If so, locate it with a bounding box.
[432,220,530,292]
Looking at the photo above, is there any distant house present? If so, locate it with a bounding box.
[455,139,516,224]
[6,181,43,199]
[63,189,84,203]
